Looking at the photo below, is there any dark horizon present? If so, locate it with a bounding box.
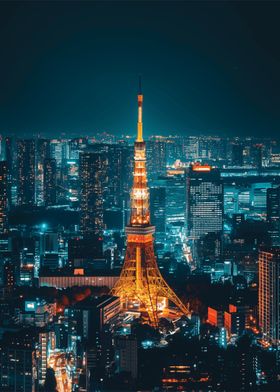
[1,1,280,138]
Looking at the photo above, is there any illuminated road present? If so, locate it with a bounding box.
[48,352,72,392]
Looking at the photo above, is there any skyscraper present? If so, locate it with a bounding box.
[150,185,166,234]
[79,151,107,238]
[0,331,35,391]
[0,161,8,233]
[43,158,57,206]
[252,144,263,169]
[267,186,280,246]
[258,248,280,344]
[187,164,223,238]
[231,143,244,166]
[4,137,13,208]
[36,139,50,205]
[17,139,35,206]
[88,143,132,210]
[146,136,167,181]
[186,164,223,260]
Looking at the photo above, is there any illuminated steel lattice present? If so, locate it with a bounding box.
[111,85,190,325]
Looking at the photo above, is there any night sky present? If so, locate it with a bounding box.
[1,1,280,138]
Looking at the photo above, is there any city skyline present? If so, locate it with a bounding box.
[2,2,280,391]
[1,1,280,137]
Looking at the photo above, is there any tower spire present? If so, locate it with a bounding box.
[137,76,143,142]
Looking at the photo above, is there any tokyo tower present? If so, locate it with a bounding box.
[111,79,190,325]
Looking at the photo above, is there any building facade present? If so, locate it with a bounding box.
[0,161,8,233]
[258,248,280,344]
[79,151,107,238]
[17,139,36,206]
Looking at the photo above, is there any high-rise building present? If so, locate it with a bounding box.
[0,331,36,391]
[165,136,184,165]
[36,139,50,205]
[267,187,280,246]
[0,161,8,233]
[43,158,57,206]
[106,144,132,209]
[88,143,132,210]
[187,164,223,238]
[258,248,280,344]
[17,139,35,206]
[184,136,199,161]
[50,139,69,167]
[114,335,138,379]
[231,143,244,166]
[252,144,263,169]
[79,151,107,238]
[150,174,186,228]
[4,137,13,208]
[165,174,186,225]
[146,136,167,180]
[150,185,166,234]
[69,137,88,160]
[186,164,223,260]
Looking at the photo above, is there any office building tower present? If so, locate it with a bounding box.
[4,137,13,207]
[231,143,244,166]
[165,173,186,225]
[89,143,132,210]
[17,139,35,206]
[43,158,57,206]
[198,137,209,159]
[258,248,280,344]
[187,164,223,238]
[114,335,138,379]
[267,187,280,246]
[67,295,119,384]
[186,164,223,260]
[62,159,79,204]
[50,139,69,167]
[184,136,199,161]
[40,232,59,255]
[106,144,132,209]
[252,144,263,169]
[151,174,185,228]
[36,139,50,205]
[165,136,184,165]
[0,331,35,391]
[146,136,167,180]
[79,151,107,238]
[0,161,8,233]
[150,185,166,234]
[69,137,88,160]
[54,322,68,349]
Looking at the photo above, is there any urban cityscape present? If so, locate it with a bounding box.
[1,1,280,391]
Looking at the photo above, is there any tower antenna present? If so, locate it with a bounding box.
[138,75,142,94]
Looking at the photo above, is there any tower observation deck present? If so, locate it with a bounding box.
[111,80,190,325]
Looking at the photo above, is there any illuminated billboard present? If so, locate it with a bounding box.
[25,301,37,312]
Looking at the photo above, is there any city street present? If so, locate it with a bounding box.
[48,352,72,392]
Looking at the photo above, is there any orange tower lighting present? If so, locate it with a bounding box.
[111,79,190,325]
